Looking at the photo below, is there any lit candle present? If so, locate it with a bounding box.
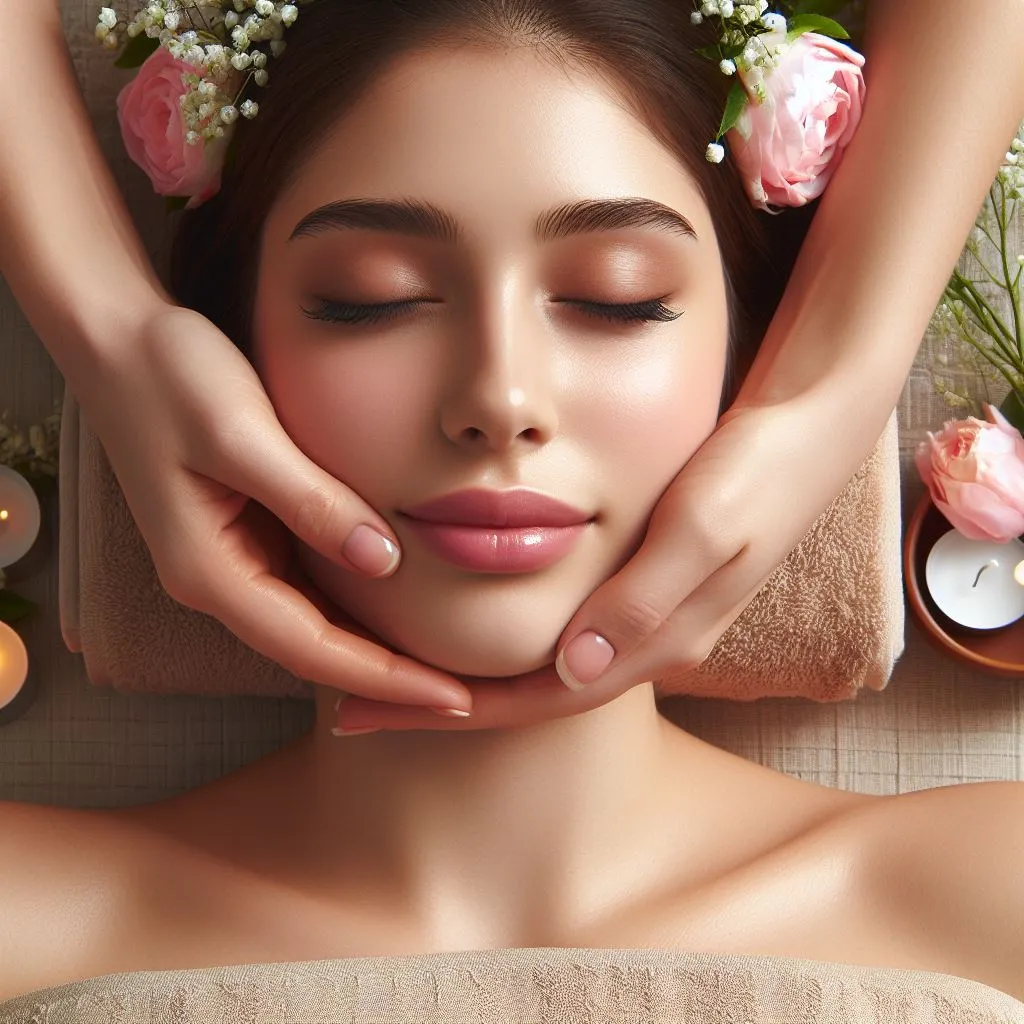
[925,529,1024,630]
[0,621,29,711]
[0,465,41,569]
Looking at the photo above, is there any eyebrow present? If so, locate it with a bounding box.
[288,197,698,244]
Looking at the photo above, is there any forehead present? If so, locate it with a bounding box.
[267,44,714,245]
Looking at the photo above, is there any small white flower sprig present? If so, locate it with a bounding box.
[95,2,313,150]
[927,126,1024,427]
[690,0,855,165]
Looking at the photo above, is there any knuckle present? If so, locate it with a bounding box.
[606,594,669,648]
[291,485,339,543]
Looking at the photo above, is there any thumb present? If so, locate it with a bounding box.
[214,424,402,579]
[554,512,732,690]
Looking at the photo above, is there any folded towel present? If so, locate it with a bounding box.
[57,388,904,701]
[2,946,1020,1024]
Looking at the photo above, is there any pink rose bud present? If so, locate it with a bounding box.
[728,30,866,211]
[116,48,230,208]
[916,404,1024,543]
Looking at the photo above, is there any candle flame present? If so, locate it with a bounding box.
[0,509,7,520]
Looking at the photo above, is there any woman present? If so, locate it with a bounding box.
[1,1,1023,1011]
[1,0,1021,730]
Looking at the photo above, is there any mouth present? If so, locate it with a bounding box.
[398,488,594,574]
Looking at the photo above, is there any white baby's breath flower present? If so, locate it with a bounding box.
[240,98,259,118]
[761,12,786,32]
[280,4,298,26]
[701,1,718,16]
[251,49,268,68]
[719,58,736,75]
[219,103,239,124]
[706,142,725,163]
[231,26,250,48]
[98,7,118,28]
[224,10,239,28]
[719,0,734,16]
[95,22,111,40]
[185,130,201,145]
[690,11,703,24]
[163,10,180,30]
[102,31,119,48]
[253,68,269,86]
[231,50,253,69]
[255,0,274,14]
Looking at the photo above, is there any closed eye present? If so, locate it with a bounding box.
[300,296,684,327]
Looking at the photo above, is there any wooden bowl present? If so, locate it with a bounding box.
[904,493,1024,676]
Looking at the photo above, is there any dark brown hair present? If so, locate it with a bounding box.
[170,0,815,406]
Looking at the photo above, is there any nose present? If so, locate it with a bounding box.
[439,303,559,454]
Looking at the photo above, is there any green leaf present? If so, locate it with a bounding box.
[784,0,849,17]
[113,32,160,69]
[717,81,749,139]
[164,195,191,213]
[696,45,721,61]
[786,13,850,41]
[999,391,1024,433]
[0,591,38,626]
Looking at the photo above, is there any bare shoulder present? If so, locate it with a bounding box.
[0,798,153,1002]
[844,781,1024,1002]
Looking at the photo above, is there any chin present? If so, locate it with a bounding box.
[296,544,584,678]
[344,589,568,679]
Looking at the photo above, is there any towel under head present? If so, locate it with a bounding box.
[57,390,903,702]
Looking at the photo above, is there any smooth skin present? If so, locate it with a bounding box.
[1,1,1023,729]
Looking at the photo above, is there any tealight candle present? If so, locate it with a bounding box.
[0,621,29,711]
[925,529,1024,630]
[0,465,41,569]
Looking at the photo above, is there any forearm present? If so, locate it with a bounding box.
[738,0,1024,438]
[0,0,171,386]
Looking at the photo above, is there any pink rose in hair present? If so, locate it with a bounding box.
[916,404,1024,543]
[116,47,229,208]
[728,30,866,212]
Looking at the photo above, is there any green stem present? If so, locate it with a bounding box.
[953,273,1019,350]
[945,282,1018,367]
[947,299,1023,388]
[994,177,1024,361]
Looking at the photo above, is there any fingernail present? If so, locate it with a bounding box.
[342,524,400,578]
[555,631,615,691]
[431,707,471,718]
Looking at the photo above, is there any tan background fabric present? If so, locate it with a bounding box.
[3,946,1024,1024]
[0,0,1022,808]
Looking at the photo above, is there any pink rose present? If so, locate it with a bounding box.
[728,30,866,211]
[116,48,229,208]
[916,404,1024,542]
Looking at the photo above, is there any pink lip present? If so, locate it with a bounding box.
[399,488,593,573]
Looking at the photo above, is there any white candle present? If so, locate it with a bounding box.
[0,621,29,711]
[0,465,41,569]
[925,529,1024,630]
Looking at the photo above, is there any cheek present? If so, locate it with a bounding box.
[255,330,430,495]
[572,329,727,509]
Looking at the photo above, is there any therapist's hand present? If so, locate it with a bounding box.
[329,398,868,734]
[77,302,473,713]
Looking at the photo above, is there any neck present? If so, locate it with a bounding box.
[241,674,707,945]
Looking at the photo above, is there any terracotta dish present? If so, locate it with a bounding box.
[904,493,1024,677]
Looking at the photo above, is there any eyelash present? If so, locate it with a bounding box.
[301,297,683,326]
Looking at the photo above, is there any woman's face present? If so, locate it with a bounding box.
[252,44,730,678]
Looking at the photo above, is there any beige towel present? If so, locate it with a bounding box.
[57,388,904,702]
[2,946,1021,1024]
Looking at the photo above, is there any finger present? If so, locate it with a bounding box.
[181,547,473,710]
[331,661,632,733]
[209,413,404,580]
[554,495,743,689]
[593,557,772,692]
